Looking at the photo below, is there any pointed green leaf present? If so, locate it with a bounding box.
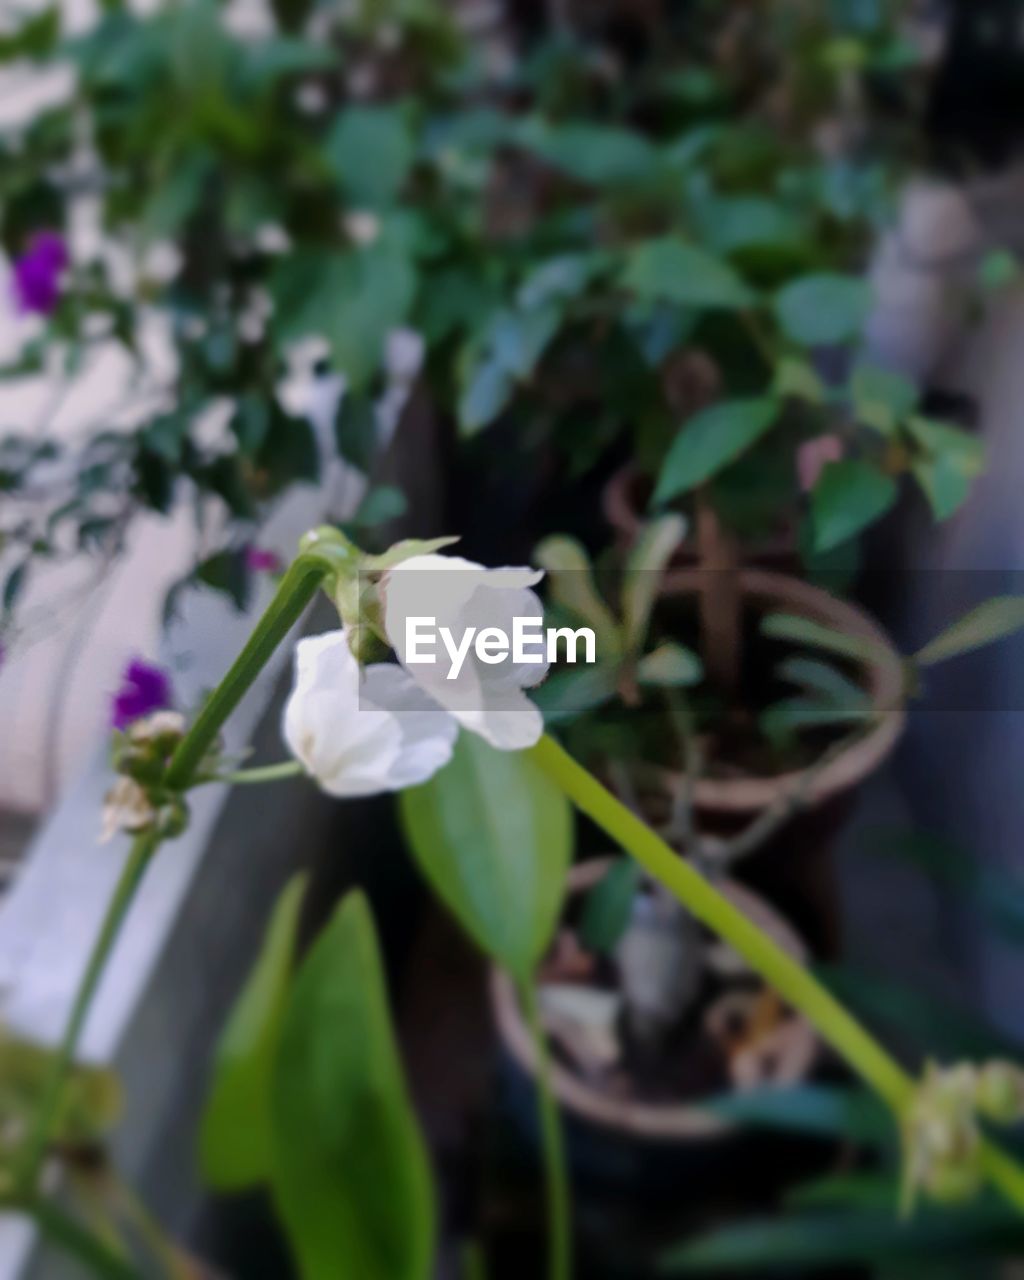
[200,874,307,1190]
[812,460,897,552]
[774,274,871,347]
[906,415,984,521]
[399,734,572,980]
[362,537,461,570]
[622,514,687,653]
[534,535,621,655]
[851,363,918,435]
[636,641,702,687]
[761,612,897,668]
[776,656,870,709]
[531,663,621,724]
[652,397,781,504]
[580,860,641,954]
[914,597,1024,666]
[773,357,826,404]
[270,892,434,1280]
[622,237,754,309]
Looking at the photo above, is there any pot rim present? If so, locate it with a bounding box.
[655,567,906,814]
[491,857,819,1142]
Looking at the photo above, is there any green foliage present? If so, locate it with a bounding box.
[774,274,872,346]
[579,859,640,954]
[201,884,435,1280]
[811,459,898,552]
[200,873,306,1189]
[652,398,781,504]
[270,892,435,1280]
[622,238,753,310]
[399,733,573,981]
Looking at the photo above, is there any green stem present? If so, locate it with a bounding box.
[2,1193,146,1280]
[20,555,329,1194]
[223,760,304,785]
[164,555,325,788]
[519,978,572,1280]
[528,733,1024,1214]
[17,831,160,1188]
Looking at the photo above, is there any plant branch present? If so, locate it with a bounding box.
[518,977,572,1280]
[528,733,1024,1214]
[222,760,304,785]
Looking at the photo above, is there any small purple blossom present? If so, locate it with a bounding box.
[245,546,281,573]
[112,659,172,731]
[12,231,68,316]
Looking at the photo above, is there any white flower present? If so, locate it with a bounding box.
[101,777,155,843]
[382,554,547,751]
[282,631,457,796]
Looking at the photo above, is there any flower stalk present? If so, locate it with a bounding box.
[527,732,1024,1215]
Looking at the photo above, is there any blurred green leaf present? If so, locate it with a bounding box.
[350,484,407,528]
[326,106,414,209]
[775,274,871,347]
[271,891,435,1280]
[706,1084,893,1144]
[653,398,780,504]
[516,119,658,186]
[774,357,826,404]
[532,663,621,724]
[777,656,870,708]
[534,535,621,655]
[914,597,1024,666]
[196,549,250,612]
[271,246,415,388]
[622,238,753,309]
[851,364,918,435]
[761,611,897,668]
[812,460,897,552]
[200,874,307,1190]
[622,514,687,653]
[905,416,984,521]
[978,249,1020,292]
[636,641,702,688]
[580,859,641,954]
[399,733,572,980]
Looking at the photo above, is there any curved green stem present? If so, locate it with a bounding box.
[20,554,329,1194]
[164,554,325,788]
[1,1193,146,1280]
[519,978,572,1280]
[223,760,304,785]
[528,733,1024,1214]
[17,831,160,1188]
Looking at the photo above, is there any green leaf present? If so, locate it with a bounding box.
[361,536,461,570]
[200,874,307,1190]
[905,415,984,521]
[579,860,641,953]
[978,248,1019,291]
[774,274,871,347]
[622,238,753,310]
[457,357,514,437]
[350,485,407,528]
[622,514,687,653]
[761,612,897,668]
[776,656,870,709]
[325,106,414,208]
[196,549,250,612]
[271,246,415,389]
[661,1204,1024,1272]
[517,119,658,186]
[913,597,1024,666]
[141,150,214,241]
[533,535,621,655]
[762,696,873,744]
[635,641,702,688]
[531,663,621,724]
[812,460,897,552]
[851,363,918,435]
[652,397,780,504]
[334,393,377,471]
[270,892,435,1280]
[517,252,606,309]
[695,195,804,256]
[773,357,826,404]
[706,1084,892,1144]
[399,733,573,981]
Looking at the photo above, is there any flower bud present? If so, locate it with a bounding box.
[976,1061,1024,1124]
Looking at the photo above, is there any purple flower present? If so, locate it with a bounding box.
[245,546,281,573]
[12,231,68,316]
[112,659,172,731]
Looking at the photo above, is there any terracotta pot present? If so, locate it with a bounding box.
[602,463,798,571]
[491,858,817,1147]
[653,567,906,817]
